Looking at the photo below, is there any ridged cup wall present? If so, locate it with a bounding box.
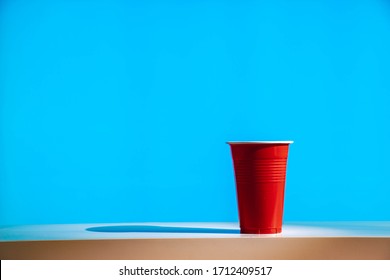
[228,142,292,234]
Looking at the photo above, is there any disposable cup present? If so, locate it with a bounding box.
[227,141,293,234]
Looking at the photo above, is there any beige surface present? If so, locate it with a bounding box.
[1,237,390,260]
[1,222,390,260]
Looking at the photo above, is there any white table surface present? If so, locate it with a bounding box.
[1,221,390,241]
[1,222,390,260]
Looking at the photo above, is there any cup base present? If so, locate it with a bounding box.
[240,228,281,234]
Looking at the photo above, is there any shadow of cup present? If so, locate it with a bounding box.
[86,225,240,234]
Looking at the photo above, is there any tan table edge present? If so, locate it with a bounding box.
[1,237,390,260]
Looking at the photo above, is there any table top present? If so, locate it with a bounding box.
[1,222,389,260]
[1,221,390,242]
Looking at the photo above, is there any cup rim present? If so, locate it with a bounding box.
[227,141,293,144]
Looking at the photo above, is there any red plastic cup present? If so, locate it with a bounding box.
[227,141,293,234]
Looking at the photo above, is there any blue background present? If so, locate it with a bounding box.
[1,0,390,225]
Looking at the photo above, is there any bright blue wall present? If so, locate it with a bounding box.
[1,0,390,225]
